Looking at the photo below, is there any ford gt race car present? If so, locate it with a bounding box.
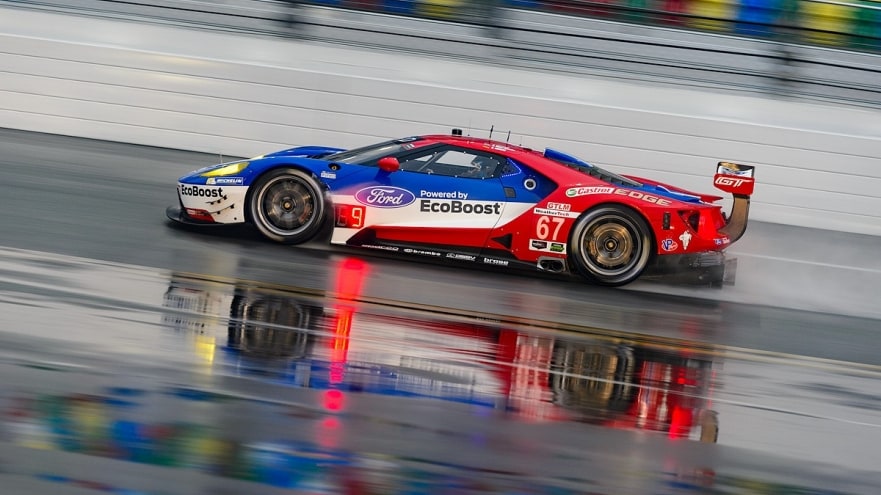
[166,129,755,287]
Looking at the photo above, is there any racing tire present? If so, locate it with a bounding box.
[248,168,326,244]
[569,205,652,287]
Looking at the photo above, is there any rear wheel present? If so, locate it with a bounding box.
[569,205,652,287]
[249,168,326,244]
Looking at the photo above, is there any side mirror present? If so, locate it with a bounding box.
[377,156,400,173]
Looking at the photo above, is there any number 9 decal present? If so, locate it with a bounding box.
[335,205,366,228]
[350,206,364,228]
[536,215,565,240]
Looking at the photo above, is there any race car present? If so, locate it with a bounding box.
[166,129,755,287]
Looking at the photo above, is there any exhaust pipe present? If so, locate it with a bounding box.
[538,258,566,273]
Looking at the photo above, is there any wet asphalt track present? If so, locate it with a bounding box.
[2,128,879,358]
[1,128,881,493]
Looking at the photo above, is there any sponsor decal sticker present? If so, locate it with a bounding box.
[714,236,730,246]
[545,202,571,211]
[362,244,399,252]
[566,186,615,197]
[613,189,673,206]
[320,171,337,179]
[206,177,243,185]
[533,208,578,219]
[482,257,509,266]
[420,200,501,215]
[678,231,692,250]
[355,186,416,208]
[403,248,442,257]
[484,143,511,152]
[420,190,468,199]
[661,238,678,251]
[529,239,567,254]
[446,253,477,261]
[179,185,224,198]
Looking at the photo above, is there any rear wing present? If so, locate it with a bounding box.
[714,162,756,243]
[714,161,755,196]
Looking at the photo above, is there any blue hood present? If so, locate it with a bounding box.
[263,145,345,158]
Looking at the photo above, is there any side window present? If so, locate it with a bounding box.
[399,148,502,179]
[499,157,520,177]
[399,151,441,173]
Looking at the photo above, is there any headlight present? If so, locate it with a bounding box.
[201,161,248,177]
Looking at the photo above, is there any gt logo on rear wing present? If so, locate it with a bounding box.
[714,161,755,196]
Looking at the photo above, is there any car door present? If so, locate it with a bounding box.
[333,145,509,255]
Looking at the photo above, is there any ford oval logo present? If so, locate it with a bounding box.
[354,186,415,208]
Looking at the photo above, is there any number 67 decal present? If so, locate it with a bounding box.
[536,215,565,240]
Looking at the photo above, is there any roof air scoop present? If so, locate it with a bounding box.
[544,148,592,167]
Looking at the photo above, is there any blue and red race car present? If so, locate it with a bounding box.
[166,129,755,287]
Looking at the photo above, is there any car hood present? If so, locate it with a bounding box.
[262,145,345,159]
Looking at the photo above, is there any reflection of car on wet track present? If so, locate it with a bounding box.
[162,258,720,442]
[166,130,756,286]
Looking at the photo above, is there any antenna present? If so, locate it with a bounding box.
[506,130,511,143]
[489,125,494,140]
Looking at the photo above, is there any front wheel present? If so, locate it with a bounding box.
[248,168,326,244]
[569,205,652,287]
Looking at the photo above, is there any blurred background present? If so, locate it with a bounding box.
[11,0,881,49]
[4,0,880,106]
[293,0,881,50]
[1,0,880,494]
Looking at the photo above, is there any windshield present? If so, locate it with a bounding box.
[324,139,412,165]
